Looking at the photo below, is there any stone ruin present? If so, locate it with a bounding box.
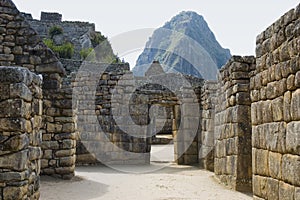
[0,0,299,199]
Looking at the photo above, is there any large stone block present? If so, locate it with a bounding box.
[282,154,300,186]
[0,67,32,84]
[2,134,29,152]
[0,118,28,132]
[291,89,300,121]
[268,151,282,180]
[3,185,28,200]
[279,181,295,200]
[267,178,279,200]
[0,150,28,171]
[286,122,300,155]
[271,97,284,122]
[266,122,286,153]
[255,149,269,176]
[283,91,292,122]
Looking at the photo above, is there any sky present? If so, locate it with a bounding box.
[13,0,299,67]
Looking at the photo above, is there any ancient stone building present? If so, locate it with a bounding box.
[0,0,299,200]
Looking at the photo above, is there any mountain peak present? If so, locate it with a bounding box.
[133,11,231,79]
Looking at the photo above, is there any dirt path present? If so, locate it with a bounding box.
[40,164,252,200]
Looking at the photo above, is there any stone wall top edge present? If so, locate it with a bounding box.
[220,55,255,72]
[22,12,96,27]
[0,66,32,83]
[256,3,299,44]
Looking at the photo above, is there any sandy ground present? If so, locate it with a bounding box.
[40,145,252,200]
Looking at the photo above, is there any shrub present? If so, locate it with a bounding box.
[43,38,74,59]
[80,48,94,59]
[49,26,63,38]
[90,32,106,47]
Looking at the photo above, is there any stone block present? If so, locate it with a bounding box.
[295,71,300,88]
[283,91,292,122]
[3,185,28,200]
[282,154,300,186]
[286,122,300,155]
[266,122,286,153]
[255,149,269,176]
[253,175,268,199]
[0,150,28,171]
[55,149,75,157]
[295,187,300,200]
[271,97,284,122]
[59,155,76,167]
[279,181,295,200]
[262,100,273,123]
[10,83,33,102]
[232,105,250,123]
[287,74,296,90]
[0,67,32,84]
[267,178,279,200]
[0,171,26,182]
[291,89,300,121]
[2,134,29,152]
[28,146,42,161]
[268,151,282,179]
[46,123,62,133]
[0,118,27,132]
[62,123,76,132]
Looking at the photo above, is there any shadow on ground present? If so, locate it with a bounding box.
[40,175,108,200]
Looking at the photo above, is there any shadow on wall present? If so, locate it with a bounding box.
[40,176,109,200]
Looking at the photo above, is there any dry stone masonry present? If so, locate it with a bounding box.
[214,56,255,192]
[0,0,76,181]
[199,81,218,171]
[251,4,300,200]
[22,11,98,60]
[0,67,42,200]
[0,0,299,199]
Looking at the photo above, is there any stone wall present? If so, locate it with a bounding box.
[24,12,96,60]
[40,12,62,22]
[73,62,151,165]
[41,77,77,179]
[0,67,42,200]
[251,4,300,200]
[199,81,217,171]
[214,56,255,192]
[0,0,76,180]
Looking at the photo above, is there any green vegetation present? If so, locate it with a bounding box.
[44,38,74,59]
[48,26,63,38]
[80,48,96,60]
[90,32,106,47]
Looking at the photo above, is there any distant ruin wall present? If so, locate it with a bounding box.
[199,81,217,171]
[252,4,300,200]
[0,67,42,200]
[214,56,255,192]
[40,12,62,22]
[24,13,95,60]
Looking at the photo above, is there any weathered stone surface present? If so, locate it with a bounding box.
[282,154,300,186]
[286,122,300,154]
[279,181,295,200]
[267,178,279,200]
[291,89,300,120]
[0,150,28,171]
[252,5,300,199]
